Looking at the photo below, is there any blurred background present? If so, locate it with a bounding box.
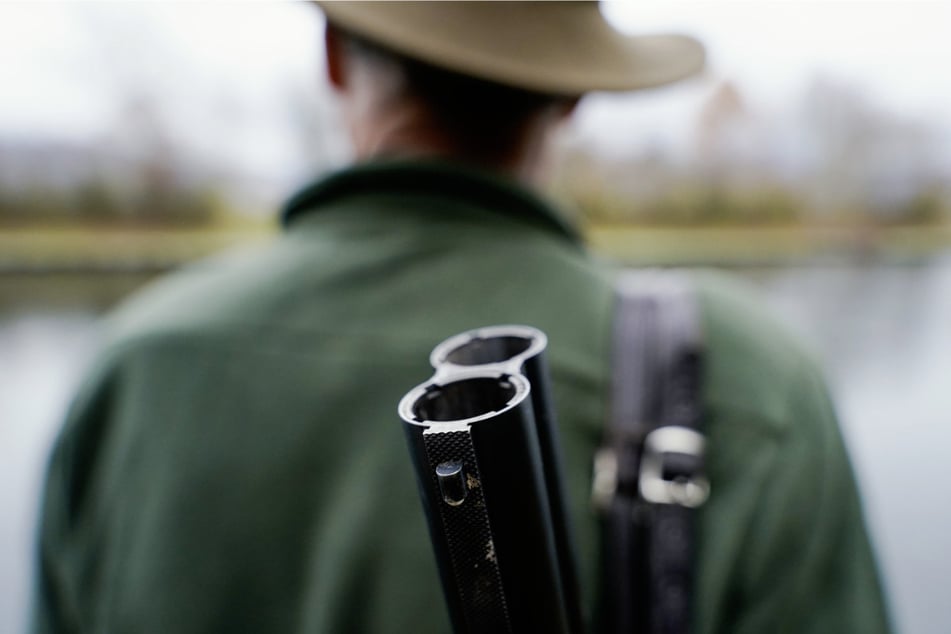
[2,1,949,632]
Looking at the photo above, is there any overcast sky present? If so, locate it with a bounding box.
[1,1,949,196]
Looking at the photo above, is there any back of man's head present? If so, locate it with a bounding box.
[330,24,573,169]
[318,2,704,175]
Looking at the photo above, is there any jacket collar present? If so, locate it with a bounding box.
[281,159,581,246]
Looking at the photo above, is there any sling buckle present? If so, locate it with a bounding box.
[591,447,619,512]
[639,426,709,508]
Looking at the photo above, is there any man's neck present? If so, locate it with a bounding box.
[350,101,547,186]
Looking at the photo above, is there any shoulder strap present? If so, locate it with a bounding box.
[592,270,709,634]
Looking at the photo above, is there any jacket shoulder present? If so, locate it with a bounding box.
[691,270,829,435]
[102,240,311,350]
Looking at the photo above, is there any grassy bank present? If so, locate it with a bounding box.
[2,220,950,272]
[585,222,951,266]
[0,218,275,273]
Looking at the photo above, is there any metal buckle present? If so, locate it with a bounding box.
[591,447,619,512]
[639,426,710,508]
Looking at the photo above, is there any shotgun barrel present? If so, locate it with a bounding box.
[398,325,584,634]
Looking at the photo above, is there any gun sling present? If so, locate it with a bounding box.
[593,271,709,634]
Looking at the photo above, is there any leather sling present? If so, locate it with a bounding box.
[592,271,709,634]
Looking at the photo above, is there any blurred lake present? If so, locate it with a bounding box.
[3,257,950,634]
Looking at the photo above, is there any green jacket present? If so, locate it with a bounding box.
[33,160,890,633]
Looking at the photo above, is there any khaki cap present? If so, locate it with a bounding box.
[316,1,705,96]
